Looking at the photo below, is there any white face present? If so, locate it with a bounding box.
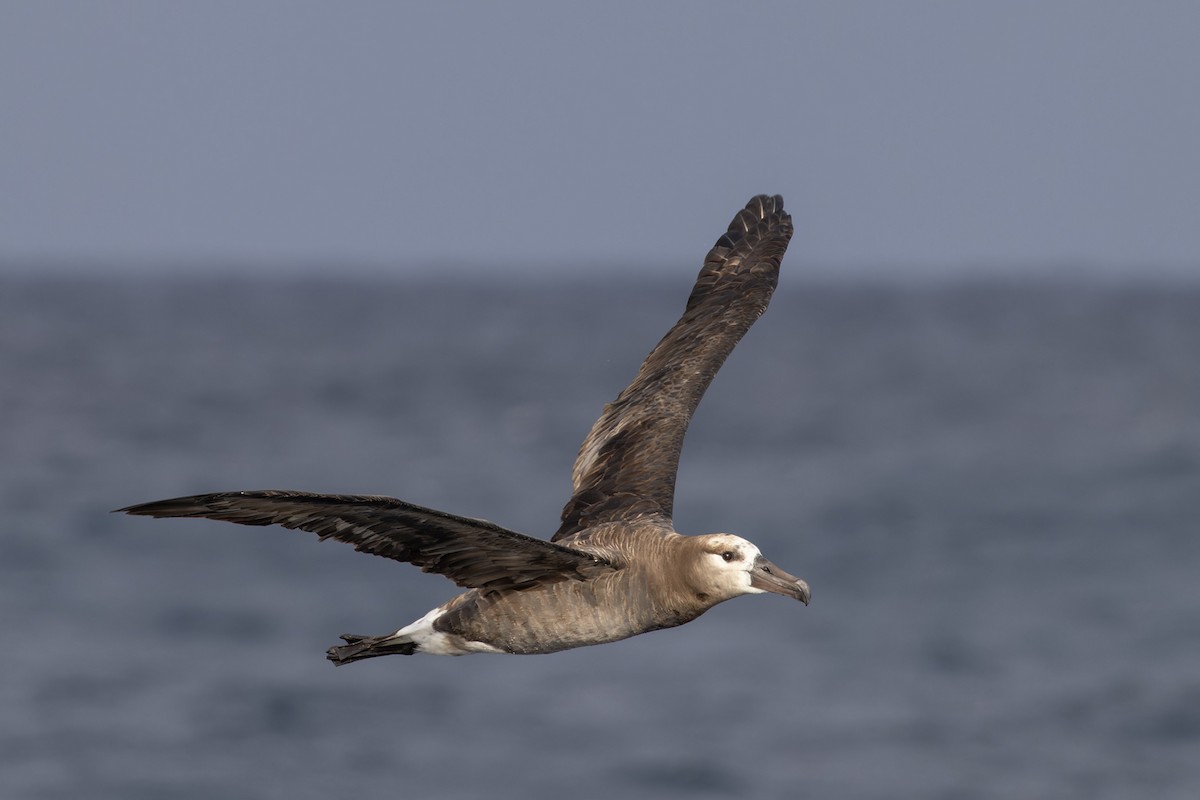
[699,533,764,598]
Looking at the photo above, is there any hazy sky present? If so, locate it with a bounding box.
[2,2,1198,277]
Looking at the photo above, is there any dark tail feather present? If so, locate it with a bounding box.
[326,633,417,666]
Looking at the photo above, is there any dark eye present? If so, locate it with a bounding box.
[721,551,735,562]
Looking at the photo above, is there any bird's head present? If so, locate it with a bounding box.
[687,533,810,606]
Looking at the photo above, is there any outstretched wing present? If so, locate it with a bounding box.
[555,195,793,540]
[119,490,617,593]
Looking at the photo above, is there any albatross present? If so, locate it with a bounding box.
[118,194,809,662]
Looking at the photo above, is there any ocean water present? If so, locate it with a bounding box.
[1,274,1198,799]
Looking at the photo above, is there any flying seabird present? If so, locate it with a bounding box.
[118,194,809,663]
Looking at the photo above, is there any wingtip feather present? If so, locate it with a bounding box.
[709,194,792,258]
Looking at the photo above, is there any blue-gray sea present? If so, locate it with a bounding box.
[2,274,1198,800]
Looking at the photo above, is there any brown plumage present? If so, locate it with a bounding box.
[558,195,792,538]
[118,194,809,662]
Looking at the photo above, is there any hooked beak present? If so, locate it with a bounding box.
[750,555,810,605]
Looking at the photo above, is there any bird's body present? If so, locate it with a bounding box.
[119,195,809,662]
[406,527,757,657]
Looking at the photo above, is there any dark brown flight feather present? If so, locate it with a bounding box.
[554,194,793,539]
[118,490,617,593]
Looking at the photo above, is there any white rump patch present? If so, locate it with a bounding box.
[392,607,505,656]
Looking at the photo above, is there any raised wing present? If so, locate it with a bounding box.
[555,195,793,540]
[119,490,617,593]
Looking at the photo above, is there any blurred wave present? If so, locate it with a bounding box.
[2,275,1198,799]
